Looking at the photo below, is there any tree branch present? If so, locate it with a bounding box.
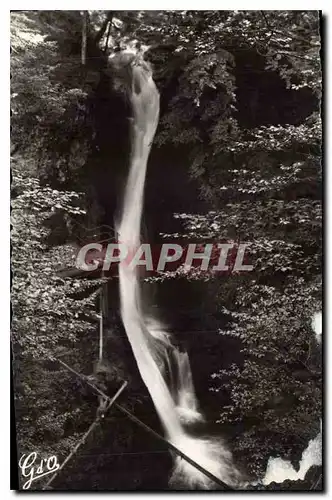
[94,11,113,46]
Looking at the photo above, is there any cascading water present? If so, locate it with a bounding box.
[262,424,322,486]
[114,51,241,489]
[259,313,322,487]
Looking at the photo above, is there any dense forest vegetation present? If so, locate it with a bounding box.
[11,10,322,490]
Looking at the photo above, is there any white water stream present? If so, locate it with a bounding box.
[115,53,240,489]
[262,425,322,486]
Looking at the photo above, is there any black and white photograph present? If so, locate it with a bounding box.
[10,9,322,491]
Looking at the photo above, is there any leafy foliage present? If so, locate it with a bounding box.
[11,159,102,459]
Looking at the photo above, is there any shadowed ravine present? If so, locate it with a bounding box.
[114,52,242,489]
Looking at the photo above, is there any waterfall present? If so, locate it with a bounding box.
[262,425,322,486]
[114,52,241,489]
[311,311,322,344]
